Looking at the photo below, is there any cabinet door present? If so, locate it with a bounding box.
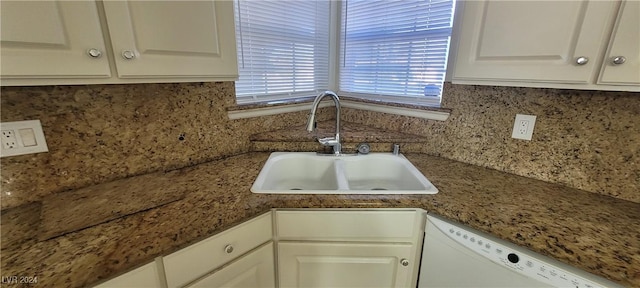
[0,1,110,79]
[278,242,415,288]
[598,1,640,85]
[102,0,238,79]
[452,0,618,84]
[188,243,275,288]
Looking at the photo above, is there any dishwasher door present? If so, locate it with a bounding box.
[418,216,549,287]
[418,215,622,288]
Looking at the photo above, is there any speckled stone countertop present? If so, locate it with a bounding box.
[1,153,639,287]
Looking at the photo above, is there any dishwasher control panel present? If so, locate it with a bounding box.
[426,215,623,288]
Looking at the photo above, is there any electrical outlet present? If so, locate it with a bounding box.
[2,130,18,149]
[0,120,49,157]
[512,114,536,140]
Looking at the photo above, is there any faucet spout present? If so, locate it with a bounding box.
[306,91,341,155]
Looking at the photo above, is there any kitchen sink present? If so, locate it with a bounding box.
[251,152,438,194]
[253,153,342,192]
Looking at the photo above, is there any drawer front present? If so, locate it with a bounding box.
[94,260,163,288]
[276,209,422,242]
[188,242,275,288]
[163,212,273,288]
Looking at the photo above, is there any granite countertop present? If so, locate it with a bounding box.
[1,153,639,287]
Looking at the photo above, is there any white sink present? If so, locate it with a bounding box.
[251,152,438,194]
[253,153,341,191]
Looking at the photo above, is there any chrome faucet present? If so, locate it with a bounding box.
[306,91,342,155]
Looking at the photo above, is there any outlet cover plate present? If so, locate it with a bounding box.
[512,114,537,140]
[0,120,49,157]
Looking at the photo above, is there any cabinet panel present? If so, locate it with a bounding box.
[93,260,164,288]
[102,0,238,78]
[276,210,421,242]
[0,1,110,78]
[453,0,618,84]
[477,2,584,59]
[598,0,640,85]
[188,243,275,288]
[278,242,414,288]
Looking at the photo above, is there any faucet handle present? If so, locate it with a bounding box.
[357,143,371,155]
[318,137,338,146]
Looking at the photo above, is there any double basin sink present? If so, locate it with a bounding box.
[251,152,438,194]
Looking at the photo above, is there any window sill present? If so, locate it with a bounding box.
[227,97,451,121]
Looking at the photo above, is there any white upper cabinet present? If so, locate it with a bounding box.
[452,0,639,91]
[0,0,238,86]
[598,0,640,85]
[102,1,237,79]
[0,1,111,79]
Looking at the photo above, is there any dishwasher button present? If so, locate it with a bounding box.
[485,243,491,249]
[526,261,533,268]
[507,253,519,263]
[449,229,455,234]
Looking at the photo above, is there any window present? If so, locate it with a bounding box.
[339,0,455,106]
[234,0,330,104]
[234,0,456,107]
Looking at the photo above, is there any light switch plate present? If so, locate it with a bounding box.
[0,120,49,157]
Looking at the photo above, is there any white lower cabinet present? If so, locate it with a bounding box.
[275,209,426,288]
[189,242,275,288]
[163,212,273,287]
[278,242,414,288]
[93,260,164,288]
[93,209,427,288]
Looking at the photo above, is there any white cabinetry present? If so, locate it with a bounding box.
[598,0,640,85]
[93,260,165,288]
[0,1,111,79]
[0,0,238,86]
[163,212,273,287]
[275,209,426,288]
[93,209,428,288]
[101,1,237,79]
[188,243,275,288]
[452,0,639,91]
[279,242,414,288]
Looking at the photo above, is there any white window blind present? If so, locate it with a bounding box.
[339,0,456,106]
[234,0,330,104]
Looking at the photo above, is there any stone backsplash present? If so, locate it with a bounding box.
[0,82,330,210]
[343,83,639,203]
[1,82,637,209]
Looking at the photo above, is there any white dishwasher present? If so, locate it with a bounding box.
[418,214,623,288]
